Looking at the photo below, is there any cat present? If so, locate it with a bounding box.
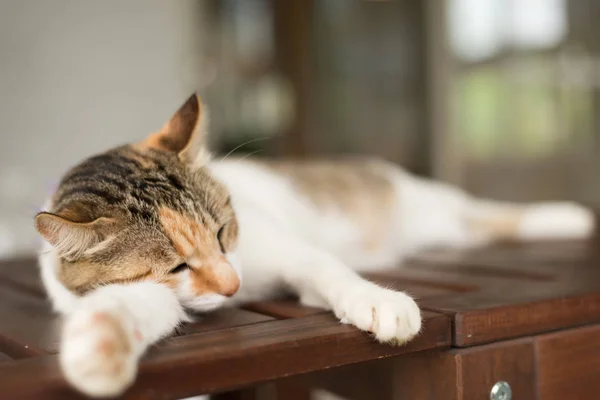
[35,94,595,397]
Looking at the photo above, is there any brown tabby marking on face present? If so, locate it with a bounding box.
[35,93,240,296]
[258,158,397,251]
[58,255,155,295]
[159,207,214,259]
[159,207,240,297]
[217,211,239,253]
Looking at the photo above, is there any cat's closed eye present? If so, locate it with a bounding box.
[169,263,189,274]
[217,226,226,253]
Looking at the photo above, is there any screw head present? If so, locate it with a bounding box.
[490,381,512,400]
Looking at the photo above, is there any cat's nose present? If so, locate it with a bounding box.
[209,258,240,297]
[219,272,240,297]
[213,261,240,297]
[192,259,240,297]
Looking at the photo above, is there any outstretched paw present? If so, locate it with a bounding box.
[336,285,422,345]
[60,309,139,397]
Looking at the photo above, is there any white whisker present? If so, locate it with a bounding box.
[220,137,268,163]
[237,149,264,162]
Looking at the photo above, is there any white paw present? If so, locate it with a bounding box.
[60,309,139,397]
[335,285,422,345]
[520,202,595,240]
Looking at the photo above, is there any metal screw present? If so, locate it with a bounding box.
[490,381,512,400]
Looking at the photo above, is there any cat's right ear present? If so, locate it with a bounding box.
[140,93,211,166]
[34,212,117,259]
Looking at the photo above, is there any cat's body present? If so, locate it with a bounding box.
[36,95,595,397]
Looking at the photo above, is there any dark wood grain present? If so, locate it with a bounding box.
[6,241,600,351]
[130,311,449,399]
[419,275,600,346]
[536,324,600,400]
[287,338,536,400]
[284,357,402,400]
[179,308,275,335]
[0,284,60,356]
[364,269,479,294]
[389,239,600,347]
[0,352,12,363]
[0,267,276,356]
[453,292,600,346]
[453,339,536,399]
[0,355,85,400]
[0,257,44,296]
[245,381,311,400]
[0,312,450,399]
[364,272,461,299]
[4,240,600,398]
[213,389,261,400]
[243,299,325,319]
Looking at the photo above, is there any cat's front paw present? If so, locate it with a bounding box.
[336,285,421,345]
[60,309,138,397]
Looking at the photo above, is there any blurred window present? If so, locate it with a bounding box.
[439,0,599,201]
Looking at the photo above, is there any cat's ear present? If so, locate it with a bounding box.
[34,212,117,259]
[142,93,210,165]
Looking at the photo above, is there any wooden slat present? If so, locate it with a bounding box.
[396,240,600,346]
[453,339,537,399]
[179,308,275,335]
[364,273,459,299]
[243,275,461,319]
[4,240,600,398]
[289,338,536,400]
[421,285,600,346]
[243,299,325,319]
[0,258,277,355]
[134,312,449,398]
[536,323,600,400]
[0,257,45,297]
[0,293,277,356]
[0,284,60,357]
[405,259,556,281]
[0,311,451,400]
[243,273,462,319]
[213,389,262,400]
[364,268,526,295]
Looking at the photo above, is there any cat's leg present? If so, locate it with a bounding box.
[238,219,421,344]
[399,173,595,249]
[465,199,594,242]
[60,282,185,397]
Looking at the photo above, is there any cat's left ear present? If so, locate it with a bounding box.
[142,93,210,165]
[34,212,118,259]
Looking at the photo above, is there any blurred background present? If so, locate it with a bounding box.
[0,0,598,257]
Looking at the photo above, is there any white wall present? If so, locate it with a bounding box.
[0,0,206,256]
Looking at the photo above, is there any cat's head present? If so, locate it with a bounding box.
[34,94,240,311]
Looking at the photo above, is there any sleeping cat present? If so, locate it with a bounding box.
[35,94,594,397]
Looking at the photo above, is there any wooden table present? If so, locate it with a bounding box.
[1,240,600,399]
